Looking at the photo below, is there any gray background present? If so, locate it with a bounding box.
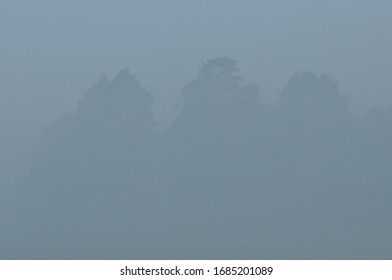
[1,0,391,259]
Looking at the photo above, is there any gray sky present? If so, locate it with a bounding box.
[1,0,392,259]
[1,0,392,175]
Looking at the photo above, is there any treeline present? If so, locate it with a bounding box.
[13,57,392,259]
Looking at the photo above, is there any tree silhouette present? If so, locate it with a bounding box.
[161,57,267,257]
[270,71,354,173]
[17,68,159,259]
[166,57,262,178]
[10,61,392,260]
[356,106,392,227]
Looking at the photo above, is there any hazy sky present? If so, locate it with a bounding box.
[1,0,392,177]
[1,0,392,260]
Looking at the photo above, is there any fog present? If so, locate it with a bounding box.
[1,0,391,259]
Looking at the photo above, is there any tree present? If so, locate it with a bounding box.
[161,57,267,257]
[259,72,367,257]
[357,107,392,220]
[166,57,262,179]
[16,68,159,259]
[270,71,354,171]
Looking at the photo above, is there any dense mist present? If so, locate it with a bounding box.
[1,1,391,259]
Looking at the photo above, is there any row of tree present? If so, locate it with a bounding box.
[12,57,392,259]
